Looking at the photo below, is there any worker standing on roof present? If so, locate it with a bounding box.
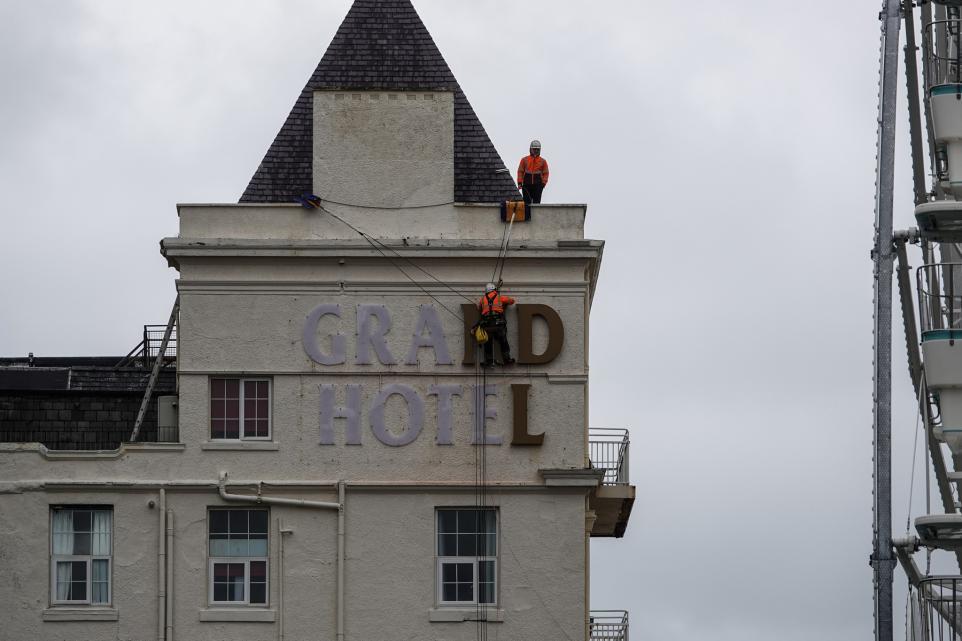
[478,283,515,367]
[517,140,549,204]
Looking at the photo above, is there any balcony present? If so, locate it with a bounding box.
[590,610,629,641]
[910,576,962,640]
[589,428,635,538]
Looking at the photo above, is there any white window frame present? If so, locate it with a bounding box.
[49,508,112,607]
[207,508,270,607]
[209,377,272,441]
[435,508,498,607]
[207,558,269,606]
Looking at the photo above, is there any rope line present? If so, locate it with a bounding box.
[317,205,467,320]
[320,196,457,210]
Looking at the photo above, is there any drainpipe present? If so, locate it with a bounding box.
[277,519,293,641]
[337,480,345,641]
[165,509,175,641]
[157,489,166,641]
[218,473,344,640]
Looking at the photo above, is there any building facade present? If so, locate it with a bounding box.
[0,2,633,640]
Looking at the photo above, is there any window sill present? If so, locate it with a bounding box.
[201,441,279,451]
[199,608,276,622]
[429,608,504,623]
[43,607,119,621]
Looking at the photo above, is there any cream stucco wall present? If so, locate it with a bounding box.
[0,487,585,641]
[313,91,455,208]
[0,199,603,640]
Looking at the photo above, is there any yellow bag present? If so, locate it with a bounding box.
[473,326,489,344]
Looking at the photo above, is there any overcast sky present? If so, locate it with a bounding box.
[0,1,938,639]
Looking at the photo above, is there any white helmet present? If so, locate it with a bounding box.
[485,283,496,292]
[530,140,541,150]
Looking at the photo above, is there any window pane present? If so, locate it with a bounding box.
[211,398,225,419]
[438,510,456,533]
[226,539,250,557]
[92,511,111,555]
[229,510,249,535]
[250,582,266,604]
[480,510,496,534]
[438,533,457,556]
[73,510,92,532]
[484,533,497,556]
[442,563,457,582]
[211,378,225,397]
[250,510,268,535]
[213,583,228,602]
[210,511,229,534]
[225,379,240,397]
[211,420,226,439]
[456,533,476,556]
[71,560,87,581]
[248,538,268,557]
[479,581,495,605]
[457,510,479,533]
[457,583,473,602]
[92,560,109,604]
[442,583,457,602]
[55,561,73,600]
[256,381,268,398]
[73,532,91,555]
[224,419,239,439]
[456,563,473,583]
[209,537,229,557]
[225,400,239,420]
[250,560,266,580]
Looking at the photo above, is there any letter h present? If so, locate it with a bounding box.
[319,384,362,445]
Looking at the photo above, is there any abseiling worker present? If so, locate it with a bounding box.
[517,139,549,204]
[478,283,516,367]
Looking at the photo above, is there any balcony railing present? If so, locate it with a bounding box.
[911,576,962,640]
[589,428,630,485]
[590,610,629,641]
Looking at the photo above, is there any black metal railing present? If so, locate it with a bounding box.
[590,610,629,641]
[589,428,630,486]
[115,324,177,369]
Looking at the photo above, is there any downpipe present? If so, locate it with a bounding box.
[218,473,345,641]
[165,509,175,641]
[157,489,166,641]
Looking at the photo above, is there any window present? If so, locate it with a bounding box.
[436,508,497,606]
[208,508,269,605]
[50,507,112,605]
[210,378,271,440]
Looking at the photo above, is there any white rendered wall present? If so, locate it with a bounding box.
[313,91,455,208]
[0,488,585,641]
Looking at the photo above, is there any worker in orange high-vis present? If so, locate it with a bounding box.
[517,140,549,204]
[478,283,516,367]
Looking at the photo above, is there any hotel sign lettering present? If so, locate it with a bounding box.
[302,303,564,447]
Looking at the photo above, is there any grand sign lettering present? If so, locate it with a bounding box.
[303,303,564,448]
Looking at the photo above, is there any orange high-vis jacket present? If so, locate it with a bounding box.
[517,155,549,186]
[478,291,516,316]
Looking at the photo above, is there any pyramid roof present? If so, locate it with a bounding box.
[240,0,520,204]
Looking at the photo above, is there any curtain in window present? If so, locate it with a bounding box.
[55,562,72,600]
[92,510,111,555]
[91,559,109,604]
[52,510,73,555]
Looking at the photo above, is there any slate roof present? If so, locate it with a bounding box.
[240,0,520,204]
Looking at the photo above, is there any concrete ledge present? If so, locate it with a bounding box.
[429,608,504,622]
[201,441,280,451]
[199,608,276,622]
[42,607,119,621]
[0,442,185,460]
[540,468,605,487]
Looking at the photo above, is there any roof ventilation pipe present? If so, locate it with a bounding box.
[218,473,345,641]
